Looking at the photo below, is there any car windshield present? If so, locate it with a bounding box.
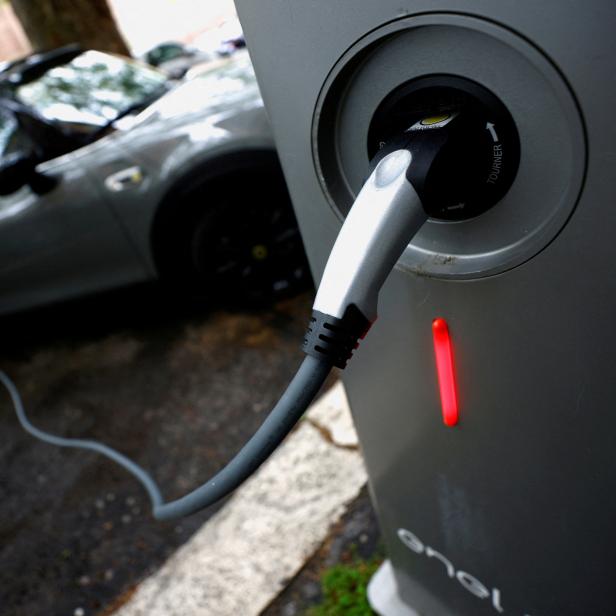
[14,50,169,131]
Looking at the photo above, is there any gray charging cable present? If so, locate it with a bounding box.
[0,357,330,520]
[1,147,429,520]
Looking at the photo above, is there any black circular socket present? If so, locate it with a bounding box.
[368,75,520,221]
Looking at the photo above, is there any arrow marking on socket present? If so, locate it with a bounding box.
[486,122,499,143]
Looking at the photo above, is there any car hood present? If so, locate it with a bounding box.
[131,51,262,127]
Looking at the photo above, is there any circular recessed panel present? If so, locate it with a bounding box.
[312,14,586,279]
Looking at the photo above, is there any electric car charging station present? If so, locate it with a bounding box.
[232,3,614,614]
[4,3,616,614]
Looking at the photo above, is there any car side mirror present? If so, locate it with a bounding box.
[0,151,58,196]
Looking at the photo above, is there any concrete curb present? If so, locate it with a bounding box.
[113,382,368,616]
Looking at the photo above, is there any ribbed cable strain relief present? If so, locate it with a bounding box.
[302,306,371,369]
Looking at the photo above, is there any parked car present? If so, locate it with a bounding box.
[0,46,310,316]
[142,19,247,79]
[193,17,247,58]
[141,41,216,80]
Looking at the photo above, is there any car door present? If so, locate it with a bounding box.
[0,135,148,316]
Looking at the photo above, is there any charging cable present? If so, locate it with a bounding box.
[0,358,329,520]
[1,111,484,520]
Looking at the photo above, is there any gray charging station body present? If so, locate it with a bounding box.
[234,3,616,614]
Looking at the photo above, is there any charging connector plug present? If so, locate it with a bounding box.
[303,150,425,367]
[304,110,492,367]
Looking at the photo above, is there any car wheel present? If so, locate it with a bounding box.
[160,166,313,305]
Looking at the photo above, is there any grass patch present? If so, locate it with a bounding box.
[306,555,382,616]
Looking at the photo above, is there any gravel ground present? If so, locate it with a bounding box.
[0,284,317,616]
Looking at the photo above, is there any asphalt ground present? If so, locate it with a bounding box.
[0,284,324,616]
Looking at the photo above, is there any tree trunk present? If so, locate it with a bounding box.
[10,0,130,56]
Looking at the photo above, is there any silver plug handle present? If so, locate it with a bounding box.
[313,149,427,323]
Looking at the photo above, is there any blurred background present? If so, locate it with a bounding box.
[0,1,381,615]
[0,0,237,61]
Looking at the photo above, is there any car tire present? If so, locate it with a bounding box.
[157,163,313,306]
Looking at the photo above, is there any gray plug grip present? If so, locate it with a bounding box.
[313,149,427,322]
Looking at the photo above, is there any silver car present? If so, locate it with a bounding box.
[0,47,309,316]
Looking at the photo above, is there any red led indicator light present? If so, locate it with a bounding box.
[432,318,459,427]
